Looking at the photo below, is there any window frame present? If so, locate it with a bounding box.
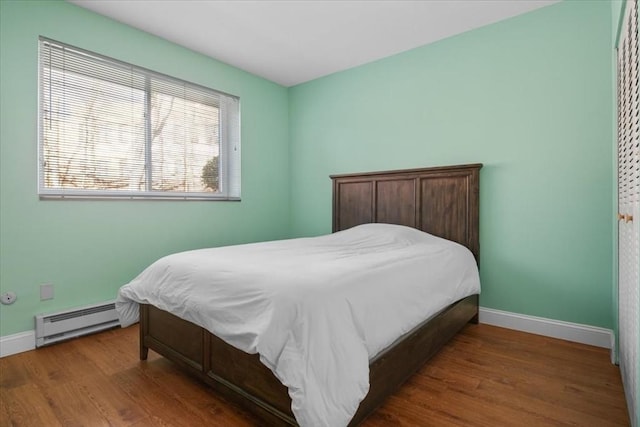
[37,36,241,201]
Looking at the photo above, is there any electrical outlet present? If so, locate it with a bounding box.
[40,283,54,301]
[1,292,17,305]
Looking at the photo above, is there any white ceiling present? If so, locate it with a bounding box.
[69,0,558,87]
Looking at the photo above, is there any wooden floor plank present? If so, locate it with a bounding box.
[73,373,148,426]
[0,323,629,426]
[1,383,63,427]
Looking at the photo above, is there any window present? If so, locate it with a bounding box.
[38,37,240,200]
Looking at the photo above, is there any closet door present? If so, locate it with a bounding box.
[617,1,639,426]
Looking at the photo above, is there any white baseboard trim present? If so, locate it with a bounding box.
[0,310,614,357]
[479,307,613,349]
[0,330,35,358]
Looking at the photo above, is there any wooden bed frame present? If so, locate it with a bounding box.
[139,163,482,426]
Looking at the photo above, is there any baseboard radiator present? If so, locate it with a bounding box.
[35,300,119,347]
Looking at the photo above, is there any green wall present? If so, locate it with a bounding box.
[0,0,617,338]
[289,1,614,328]
[0,0,290,336]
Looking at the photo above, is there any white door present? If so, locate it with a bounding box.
[617,1,639,426]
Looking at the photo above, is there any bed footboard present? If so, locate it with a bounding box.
[138,294,478,426]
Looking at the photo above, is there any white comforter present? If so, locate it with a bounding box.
[116,223,480,427]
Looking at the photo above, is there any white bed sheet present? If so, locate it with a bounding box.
[116,223,480,427]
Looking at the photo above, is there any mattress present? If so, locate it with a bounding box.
[116,223,480,427]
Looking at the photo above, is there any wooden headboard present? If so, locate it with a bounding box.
[331,164,482,262]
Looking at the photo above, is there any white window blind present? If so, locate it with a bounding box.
[38,37,240,200]
[617,1,639,426]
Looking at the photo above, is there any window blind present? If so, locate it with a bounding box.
[38,37,240,200]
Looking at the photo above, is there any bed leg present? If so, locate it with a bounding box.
[468,295,480,324]
[139,304,149,360]
[469,313,479,324]
[140,344,149,360]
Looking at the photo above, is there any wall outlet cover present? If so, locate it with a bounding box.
[40,284,54,300]
[1,292,17,305]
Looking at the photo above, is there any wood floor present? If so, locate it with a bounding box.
[0,323,629,426]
